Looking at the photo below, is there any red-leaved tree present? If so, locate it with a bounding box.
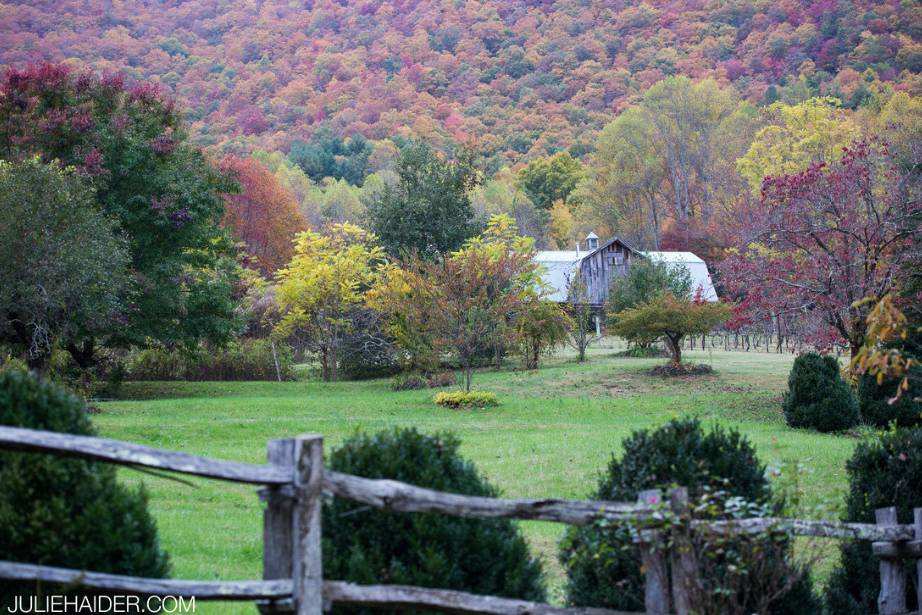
[720,141,922,356]
[220,156,306,275]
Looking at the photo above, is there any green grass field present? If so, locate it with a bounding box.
[96,346,857,613]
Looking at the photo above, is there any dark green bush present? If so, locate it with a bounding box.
[391,371,457,391]
[782,352,859,432]
[323,428,545,613]
[559,417,818,613]
[825,428,922,614]
[857,370,922,428]
[126,338,294,381]
[0,370,169,606]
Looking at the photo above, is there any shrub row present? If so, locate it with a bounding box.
[126,338,294,381]
[391,371,457,391]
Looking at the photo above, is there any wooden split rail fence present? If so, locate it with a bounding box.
[0,426,920,614]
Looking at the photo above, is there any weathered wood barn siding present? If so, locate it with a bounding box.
[579,238,635,305]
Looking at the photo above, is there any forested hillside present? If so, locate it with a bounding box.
[3,0,921,165]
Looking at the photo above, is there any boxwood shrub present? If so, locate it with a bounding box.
[559,417,818,613]
[825,428,922,614]
[782,352,859,432]
[322,428,545,613]
[857,370,922,428]
[0,370,169,607]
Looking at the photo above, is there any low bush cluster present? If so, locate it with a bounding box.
[322,428,546,613]
[391,371,457,391]
[126,339,294,381]
[825,427,922,613]
[783,352,859,432]
[559,417,818,614]
[433,390,499,408]
[0,370,169,608]
[338,309,401,381]
[649,362,713,376]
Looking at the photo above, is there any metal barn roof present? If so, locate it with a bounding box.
[643,251,719,302]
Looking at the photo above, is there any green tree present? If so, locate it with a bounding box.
[609,293,731,365]
[515,299,571,370]
[368,141,481,259]
[607,257,693,314]
[0,64,240,368]
[515,151,585,211]
[0,159,130,372]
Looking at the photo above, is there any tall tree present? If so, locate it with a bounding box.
[720,140,922,356]
[516,151,585,211]
[0,159,130,372]
[368,141,481,259]
[220,156,307,275]
[737,97,860,194]
[0,63,239,365]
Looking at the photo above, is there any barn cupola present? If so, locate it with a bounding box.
[585,232,599,251]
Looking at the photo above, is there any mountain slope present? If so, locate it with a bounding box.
[3,0,920,164]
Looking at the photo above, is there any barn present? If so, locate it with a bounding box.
[534,233,718,306]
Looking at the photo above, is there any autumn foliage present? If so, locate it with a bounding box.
[220,156,306,274]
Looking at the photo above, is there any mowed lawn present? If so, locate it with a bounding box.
[96,346,857,613]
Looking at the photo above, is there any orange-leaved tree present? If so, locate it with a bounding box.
[221,156,306,275]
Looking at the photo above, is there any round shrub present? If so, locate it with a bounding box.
[857,369,922,428]
[782,352,859,432]
[322,428,545,613]
[825,428,922,614]
[559,417,818,614]
[0,370,169,606]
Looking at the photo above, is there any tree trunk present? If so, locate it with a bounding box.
[666,335,682,365]
[66,338,96,370]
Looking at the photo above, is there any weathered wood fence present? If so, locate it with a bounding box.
[0,426,919,614]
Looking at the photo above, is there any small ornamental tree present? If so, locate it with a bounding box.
[370,215,543,390]
[0,370,169,607]
[607,257,693,349]
[323,428,546,613]
[274,224,384,381]
[0,159,130,372]
[515,299,571,370]
[609,293,731,365]
[564,272,600,362]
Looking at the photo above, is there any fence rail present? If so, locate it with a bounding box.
[0,426,919,614]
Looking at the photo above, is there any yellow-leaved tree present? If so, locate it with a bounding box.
[737,97,860,194]
[274,223,384,381]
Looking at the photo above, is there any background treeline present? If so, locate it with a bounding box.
[2,0,919,167]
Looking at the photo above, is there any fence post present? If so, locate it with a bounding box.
[876,506,906,615]
[258,435,324,615]
[915,508,922,612]
[295,435,324,615]
[259,439,296,614]
[636,489,668,615]
[669,487,697,615]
